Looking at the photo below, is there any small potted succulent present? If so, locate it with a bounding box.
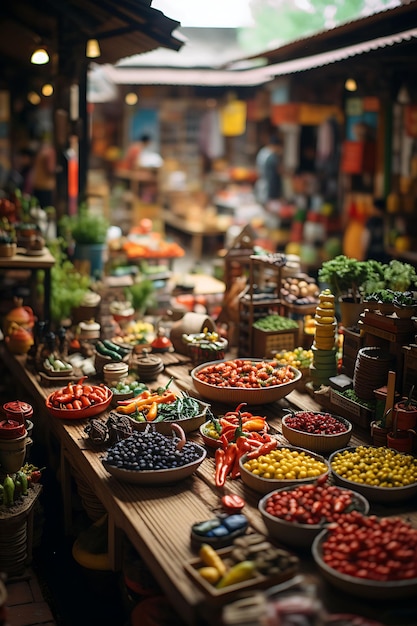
[393,385,417,430]
[392,291,417,319]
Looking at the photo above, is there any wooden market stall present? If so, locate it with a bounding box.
[0,345,416,626]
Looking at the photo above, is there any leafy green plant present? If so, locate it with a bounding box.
[318,255,369,303]
[59,204,109,245]
[47,238,92,324]
[383,260,417,292]
[124,278,156,313]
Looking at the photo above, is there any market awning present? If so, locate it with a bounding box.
[0,0,183,82]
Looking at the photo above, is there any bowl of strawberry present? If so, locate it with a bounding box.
[281,410,352,453]
[259,480,369,548]
[312,510,417,599]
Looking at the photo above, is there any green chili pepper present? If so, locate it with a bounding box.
[3,474,15,507]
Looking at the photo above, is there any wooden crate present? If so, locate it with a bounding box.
[252,327,297,358]
[402,345,417,401]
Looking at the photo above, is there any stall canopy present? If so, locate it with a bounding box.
[0,0,183,82]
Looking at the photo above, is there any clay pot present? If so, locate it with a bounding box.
[370,421,389,447]
[386,429,415,454]
[393,402,417,430]
[5,323,34,355]
[3,297,35,335]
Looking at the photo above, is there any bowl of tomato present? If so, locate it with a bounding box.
[281,411,352,453]
[259,483,370,549]
[45,381,113,419]
[190,359,302,405]
[312,511,417,599]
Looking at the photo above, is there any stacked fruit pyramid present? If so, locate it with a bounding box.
[310,289,338,388]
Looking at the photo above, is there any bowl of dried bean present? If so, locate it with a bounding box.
[281,411,352,453]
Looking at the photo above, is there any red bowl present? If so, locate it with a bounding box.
[45,387,113,420]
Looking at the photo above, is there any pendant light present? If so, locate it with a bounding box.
[86,39,101,58]
[31,47,49,65]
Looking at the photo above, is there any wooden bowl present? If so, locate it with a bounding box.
[281,412,352,453]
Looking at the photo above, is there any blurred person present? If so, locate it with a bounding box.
[255,134,283,207]
[32,133,57,208]
[362,197,390,263]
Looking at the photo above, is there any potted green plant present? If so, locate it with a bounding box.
[46,238,93,327]
[59,204,110,278]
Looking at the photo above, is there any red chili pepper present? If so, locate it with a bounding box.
[246,438,277,459]
[230,437,251,479]
[215,443,237,487]
[72,399,83,410]
[221,494,245,513]
[215,448,226,487]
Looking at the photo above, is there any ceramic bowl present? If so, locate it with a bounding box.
[329,446,417,503]
[102,444,207,485]
[126,399,210,435]
[312,529,417,599]
[191,360,302,405]
[45,387,113,420]
[259,486,370,548]
[239,446,330,495]
[281,412,352,453]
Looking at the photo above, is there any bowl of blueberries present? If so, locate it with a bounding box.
[101,423,207,484]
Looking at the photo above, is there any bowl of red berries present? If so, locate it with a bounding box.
[281,410,352,453]
[259,481,370,548]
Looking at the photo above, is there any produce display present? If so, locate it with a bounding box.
[330,446,417,488]
[115,386,204,425]
[201,403,269,443]
[193,359,296,389]
[242,447,328,481]
[0,463,43,507]
[275,347,313,370]
[102,424,202,471]
[109,380,148,398]
[283,411,349,435]
[252,315,298,332]
[195,534,299,588]
[95,339,131,361]
[281,274,320,305]
[42,353,73,374]
[262,482,366,526]
[46,377,112,413]
[112,320,155,347]
[318,510,417,581]
[182,327,228,364]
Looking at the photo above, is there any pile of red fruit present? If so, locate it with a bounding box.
[283,411,348,435]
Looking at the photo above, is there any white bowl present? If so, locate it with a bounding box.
[191,359,302,405]
[312,529,417,599]
[259,486,370,548]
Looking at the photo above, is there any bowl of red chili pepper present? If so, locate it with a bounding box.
[200,403,270,449]
[190,359,302,405]
[281,411,352,453]
[45,379,113,419]
[312,511,417,599]
[258,482,370,549]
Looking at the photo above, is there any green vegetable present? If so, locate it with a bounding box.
[95,341,122,361]
[3,474,15,507]
[102,339,130,357]
[17,471,28,496]
[253,315,298,331]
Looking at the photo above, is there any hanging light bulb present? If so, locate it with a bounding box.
[125,92,138,105]
[28,91,41,105]
[31,48,49,65]
[86,39,101,58]
[42,83,54,97]
[345,78,357,92]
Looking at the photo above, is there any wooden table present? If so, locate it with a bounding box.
[0,247,55,322]
[1,346,416,626]
[162,210,229,259]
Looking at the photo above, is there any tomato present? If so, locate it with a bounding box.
[221,494,245,513]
